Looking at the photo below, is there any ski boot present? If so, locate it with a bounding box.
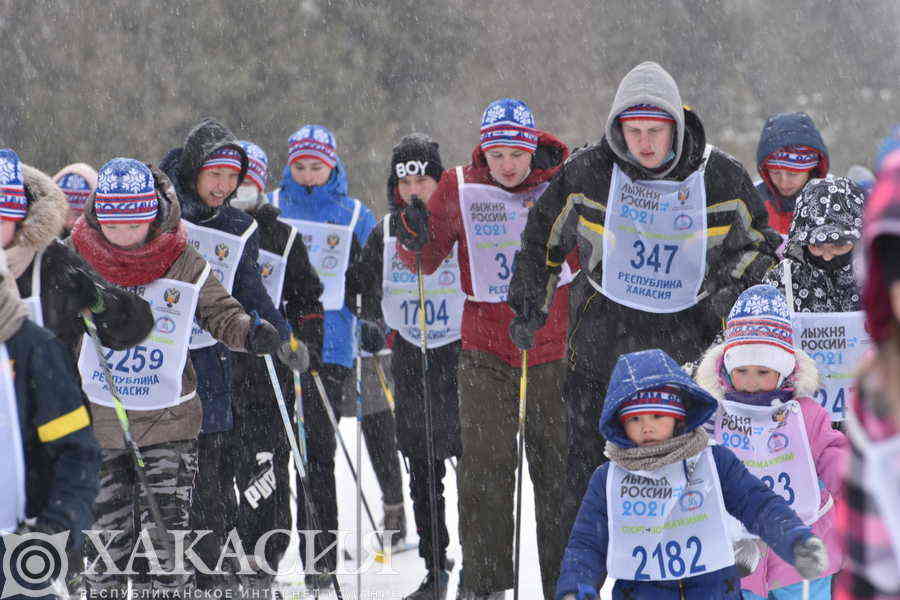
[380,501,408,549]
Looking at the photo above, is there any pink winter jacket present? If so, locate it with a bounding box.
[695,343,849,595]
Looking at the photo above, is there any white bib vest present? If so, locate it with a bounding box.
[272,189,359,311]
[457,166,573,302]
[783,262,871,421]
[23,251,43,327]
[79,268,208,411]
[381,219,465,348]
[185,219,256,349]
[714,399,824,527]
[606,446,734,581]
[0,344,26,534]
[597,145,712,313]
[259,226,297,308]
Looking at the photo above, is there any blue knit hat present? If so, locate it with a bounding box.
[288,125,338,168]
[57,172,93,212]
[238,141,268,192]
[95,158,158,224]
[479,98,539,154]
[724,285,796,379]
[0,149,27,222]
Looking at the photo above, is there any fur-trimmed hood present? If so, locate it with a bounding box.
[53,163,98,190]
[7,164,68,279]
[695,341,821,401]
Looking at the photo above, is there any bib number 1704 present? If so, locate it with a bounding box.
[633,536,706,580]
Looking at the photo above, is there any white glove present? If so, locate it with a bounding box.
[792,535,828,580]
[733,538,761,577]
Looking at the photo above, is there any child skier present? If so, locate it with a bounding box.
[556,348,828,600]
[70,158,283,598]
[696,284,848,598]
[53,162,97,235]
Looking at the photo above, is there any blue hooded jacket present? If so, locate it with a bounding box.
[268,159,376,368]
[556,349,812,600]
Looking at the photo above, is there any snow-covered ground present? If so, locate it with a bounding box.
[276,419,613,600]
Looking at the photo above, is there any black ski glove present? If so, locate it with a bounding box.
[246,319,281,355]
[509,314,544,350]
[360,321,387,354]
[391,195,429,251]
[277,339,310,372]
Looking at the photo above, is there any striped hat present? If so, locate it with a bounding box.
[288,125,338,168]
[201,147,243,172]
[0,149,28,222]
[618,386,686,423]
[618,104,676,124]
[724,285,796,379]
[57,172,93,212]
[238,141,268,192]
[94,158,158,224]
[764,145,820,172]
[479,98,539,154]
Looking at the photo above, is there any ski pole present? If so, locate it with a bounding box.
[415,249,442,600]
[309,370,386,563]
[80,309,173,558]
[372,354,395,412]
[290,335,308,468]
[513,350,528,600]
[354,298,363,597]
[802,579,809,600]
[261,352,343,599]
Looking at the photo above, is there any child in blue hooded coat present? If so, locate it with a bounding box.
[555,349,828,600]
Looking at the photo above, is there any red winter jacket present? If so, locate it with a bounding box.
[398,132,574,367]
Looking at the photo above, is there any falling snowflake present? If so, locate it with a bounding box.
[483,104,506,125]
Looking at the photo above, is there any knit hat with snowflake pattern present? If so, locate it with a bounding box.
[288,125,338,168]
[724,284,796,380]
[0,149,28,222]
[238,141,268,192]
[94,158,159,224]
[479,98,539,154]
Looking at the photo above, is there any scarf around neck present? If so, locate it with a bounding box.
[0,275,29,343]
[71,218,187,287]
[605,427,709,472]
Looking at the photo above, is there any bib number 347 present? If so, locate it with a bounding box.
[633,536,706,580]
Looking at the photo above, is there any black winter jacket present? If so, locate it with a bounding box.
[510,108,780,374]
[9,319,101,549]
[161,119,290,432]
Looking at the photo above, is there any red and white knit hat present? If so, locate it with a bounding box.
[94,158,158,225]
[617,104,676,124]
[723,284,796,379]
[0,149,28,222]
[618,386,686,423]
[201,147,243,172]
[764,145,820,173]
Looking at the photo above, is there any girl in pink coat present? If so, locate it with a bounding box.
[695,284,848,599]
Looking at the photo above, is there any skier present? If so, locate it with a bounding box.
[0,243,101,594]
[70,158,284,597]
[506,62,779,548]
[755,112,829,237]
[392,99,573,600]
[160,119,303,593]
[53,162,97,235]
[269,124,395,585]
[229,140,323,592]
[695,285,848,598]
[837,147,900,598]
[762,175,867,422]
[555,348,828,600]
[346,133,465,599]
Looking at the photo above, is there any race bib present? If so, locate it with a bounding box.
[0,344,25,533]
[458,166,572,302]
[783,263,871,421]
[23,251,43,326]
[79,271,206,411]
[714,400,821,525]
[597,146,712,312]
[273,190,360,311]
[259,227,297,308]
[381,219,465,348]
[606,447,734,581]
[185,220,256,349]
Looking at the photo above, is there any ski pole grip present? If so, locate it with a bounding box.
[290,334,299,352]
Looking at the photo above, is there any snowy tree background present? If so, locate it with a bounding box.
[0,0,896,214]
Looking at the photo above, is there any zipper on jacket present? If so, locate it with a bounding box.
[567,290,599,370]
[679,579,685,600]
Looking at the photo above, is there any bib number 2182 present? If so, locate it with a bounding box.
[633,536,706,580]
